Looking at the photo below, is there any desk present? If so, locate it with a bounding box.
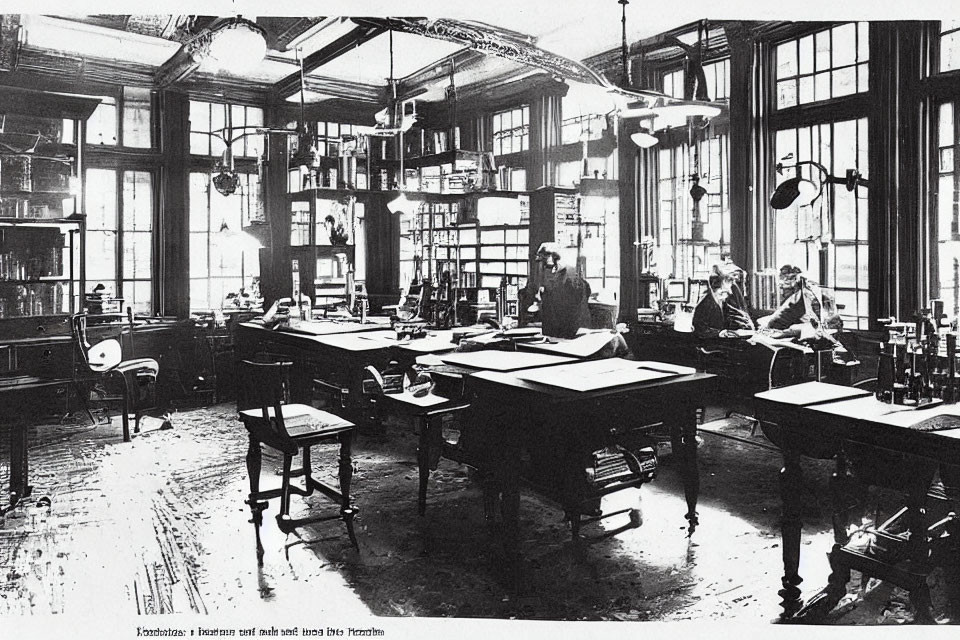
[236,323,459,418]
[1,377,85,514]
[463,362,717,568]
[755,382,960,620]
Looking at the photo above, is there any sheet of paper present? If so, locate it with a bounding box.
[517,331,616,358]
[514,358,678,392]
[755,381,871,406]
[439,350,575,371]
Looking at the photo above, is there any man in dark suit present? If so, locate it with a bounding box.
[534,242,592,339]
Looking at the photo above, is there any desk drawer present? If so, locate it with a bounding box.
[1,315,72,339]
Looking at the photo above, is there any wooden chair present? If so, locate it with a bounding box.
[236,359,358,564]
[72,309,160,442]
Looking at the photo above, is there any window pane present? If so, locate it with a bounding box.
[777,81,797,109]
[832,23,857,67]
[246,107,264,158]
[231,104,245,159]
[122,87,152,148]
[121,280,151,316]
[815,30,831,72]
[799,76,814,104]
[86,230,117,281]
[940,103,954,147]
[941,31,960,72]
[834,191,857,239]
[190,174,210,232]
[776,41,797,78]
[190,279,210,311]
[941,148,955,174]
[834,246,857,288]
[85,169,117,230]
[190,101,210,155]
[799,35,814,75]
[122,231,152,280]
[814,72,831,102]
[86,99,117,146]
[122,171,153,231]
[857,22,869,62]
[190,232,209,279]
[833,66,857,97]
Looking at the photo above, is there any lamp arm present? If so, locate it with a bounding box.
[786,160,869,191]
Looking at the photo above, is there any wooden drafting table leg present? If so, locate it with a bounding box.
[498,424,523,591]
[794,449,855,621]
[416,414,430,516]
[778,442,804,619]
[669,405,700,534]
[5,418,30,513]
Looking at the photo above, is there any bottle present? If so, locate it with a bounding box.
[54,282,64,314]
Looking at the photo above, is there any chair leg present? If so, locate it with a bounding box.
[119,374,132,443]
[245,435,266,565]
[338,431,359,550]
[276,454,294,533]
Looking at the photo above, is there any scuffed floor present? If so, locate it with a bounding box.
[0,404,957,624]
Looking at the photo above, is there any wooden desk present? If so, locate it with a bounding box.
[236,323,459,418]
[755,382,960,620]
[463,362,717,569]
[0,377,87,514]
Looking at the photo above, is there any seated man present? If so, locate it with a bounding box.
[758,265,842,336]
[692,263,756,339]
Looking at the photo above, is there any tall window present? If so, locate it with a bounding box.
[492,106,529,156]
[774,119,869,329]
[941,21,960,73]
[662,69,685,99]
[655,134,730,281]
[189,173,262,311]
[84,169,154,314]
[189,100,264,311]
[702,59,730,101]
[775,22,869,109]
[936,103,960,318]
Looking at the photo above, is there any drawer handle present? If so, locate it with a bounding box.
[36,325,46,333]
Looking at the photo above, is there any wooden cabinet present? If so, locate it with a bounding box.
[286,188,359,310]
[0,87,99,338]
[529,181,619,296]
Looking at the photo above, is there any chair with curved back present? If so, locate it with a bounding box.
[72,309,160,442]
[237,359,359,564]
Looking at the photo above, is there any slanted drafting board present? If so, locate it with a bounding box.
[514,358,682,392]
[438,350,575,372]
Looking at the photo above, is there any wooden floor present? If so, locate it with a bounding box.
[1,404,958,630]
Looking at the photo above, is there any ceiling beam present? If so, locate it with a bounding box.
[273,23,386,99]
[396,48,488,101]
[299,75,383,103]
[265,17,329,52]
